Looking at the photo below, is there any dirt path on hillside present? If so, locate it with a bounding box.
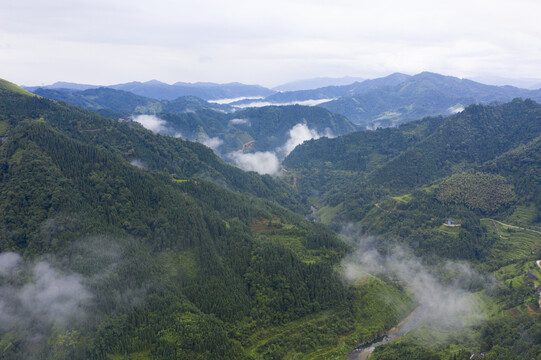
[481,218,541,235]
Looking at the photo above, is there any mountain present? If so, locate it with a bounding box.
[32,87,159,117]
[263,72,411,103]
[4,77,541,359]
[320,72,541,127]
[28,85,358,160]
[272,76,365,92]
[284,98,541,257]
[0,79,413,359]
[110,80,275,100]
[31,87,231,117]
[23,81,101,92]
[25,80,275,101]
[286,98,541,193]
[156,105,358,155]
[470,75,541,89]
[28,86,359,174]
[282,99,541,359]
[3,85,305,213]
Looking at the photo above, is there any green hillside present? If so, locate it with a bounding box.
[31,87,358,155]
[282,98,541,358]
[0,88,308,212]
[4,77,541,359]
[320,72,541,128]
[33,87,232,117]
[0,80,412,359]
[162,105,358,153]
[0,79,37,97]
[285,99,541,207]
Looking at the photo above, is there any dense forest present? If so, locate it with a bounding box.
[31,87,359,155]
[0,80,412,359]
[2,77,541,359]
[283,98,541,358]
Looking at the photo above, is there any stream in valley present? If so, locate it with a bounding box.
[347,306,424,360]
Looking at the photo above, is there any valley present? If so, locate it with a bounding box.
[0,74,540,360]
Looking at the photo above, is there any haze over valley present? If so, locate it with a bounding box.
[1,1,541,359]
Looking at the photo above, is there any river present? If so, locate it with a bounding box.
[347,306,424,360]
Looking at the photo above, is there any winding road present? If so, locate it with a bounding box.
[481,218,541,235]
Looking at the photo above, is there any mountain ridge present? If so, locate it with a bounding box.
[320,72,541,127]
[0,78,413,359]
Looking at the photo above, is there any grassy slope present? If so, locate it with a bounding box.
[0,79,37,97]
[364,209,541,358]
[242,277,414,359]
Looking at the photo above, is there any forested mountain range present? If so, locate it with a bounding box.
[283,98,541,358]
[159,105,358,154]
[28,86,358,158]
[2,76,541,359]
[272,76,365,92]
[285,98,541,227]
[0,79,412,359]
[32,87,231,117]
[264,72,411,103]
[26,80,275,101]
[235,72,541,129]
[28,72,541,133]
[320,72,541,127]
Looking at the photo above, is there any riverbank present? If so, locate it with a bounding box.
[347,306,423,360]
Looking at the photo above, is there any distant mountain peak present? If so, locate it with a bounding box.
[144,79,169,86]
[273,76,366,92]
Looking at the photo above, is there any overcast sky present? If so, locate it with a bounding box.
[1,0,540,87]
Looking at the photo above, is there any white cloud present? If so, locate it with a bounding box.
[129,159,146,169]
[132,114,167,133]
[19,262,92,328]
[342,235,492,330]
[448,104,465,114]
[0,254,92,332]
[200,137,224,150]
[209,97,263,104]
[225,122,331,175]
[232,98,335,109]
[229,118,250,125]
[199,135,224,150]
[227,151,280,175]
[279,123,333,157]
[0,252,21,276]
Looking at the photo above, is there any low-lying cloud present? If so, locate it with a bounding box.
[229,118,250,125]
[208,96,264,105]
[227,150,280,175]
[0,252,20,275]
[227,122,332,175]
[448,104,465,114]
[0,237,165,357]
[342,232,492,329]
[129,113,331,176]
[130,159,146,169]
[279,123,333,157]
[132,114,168,133]
[232,98,336,109]
[0,252,92,334]
[199,135,224,151]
